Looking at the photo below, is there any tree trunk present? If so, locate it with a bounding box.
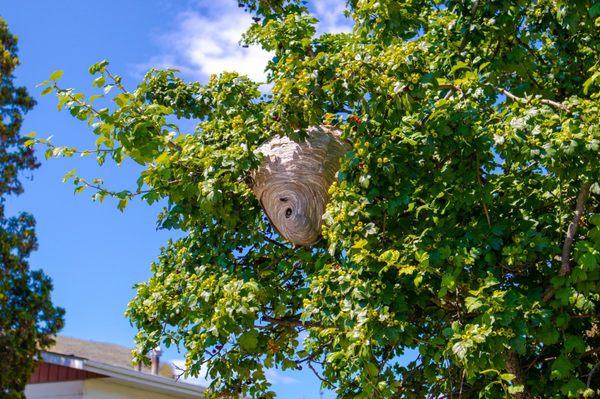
[506,350,529,398]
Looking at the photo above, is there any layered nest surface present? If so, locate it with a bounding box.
[251,125,349,246]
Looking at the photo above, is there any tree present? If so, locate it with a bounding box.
[37,1,599,397]
[0,17,64,397]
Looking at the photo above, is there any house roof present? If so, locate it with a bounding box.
[49,335,152,373]
[33,335,205,397]
[39,351,205,398]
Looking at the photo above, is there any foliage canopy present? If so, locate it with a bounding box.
[38,1,599,397]
[0,16,64,398]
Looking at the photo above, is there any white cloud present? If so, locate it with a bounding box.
[132,0,351,82]
[311,0,353,34]
[130,54,196,79]
[167,6,271,82]
[265,368,300,385]
[130,2,269,82]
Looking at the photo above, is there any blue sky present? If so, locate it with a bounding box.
[2,1,408,398]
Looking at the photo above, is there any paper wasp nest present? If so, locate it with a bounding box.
[251,125,350,246]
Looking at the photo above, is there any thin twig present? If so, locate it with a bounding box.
[263,234,291,249]
[587,362,600,388]
[420,85,462,125]
[106,69,130,94]
[262,315,321,329]
[40,140,122,156]
[571,313,599,319]
[307,360,333,387]
[55,84,102,116]
[582,347,600,358]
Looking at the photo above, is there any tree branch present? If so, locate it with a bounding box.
[498,88,570,113]
[559,182,591,276]
[544,182,591,302]
[262,315,321,329]
[106,68,130,94]
[587,362,600,388]
[439,84,463,94]
[307,360,334,387]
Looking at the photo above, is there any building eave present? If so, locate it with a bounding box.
[41,352,204,398]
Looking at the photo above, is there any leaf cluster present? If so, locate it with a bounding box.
[40,1,599,397]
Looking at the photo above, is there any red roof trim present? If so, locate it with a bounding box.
[29,362,105,384]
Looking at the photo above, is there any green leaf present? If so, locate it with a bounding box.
[550,356,573,380]
[583,71,599,95]
[565,335,585,353]
[378,249,399,265]
[154,152,170,164]
[452,341,468,360]
[114,93,128,107]
[480,369,499,376]
[117,197,129,212]
[538,328,560,345]
[88,59,109,74]
[465,297,483,312]
[62,169,77,183]
[560,377,586,397]
[578,252,597,270]
[413,274,423,287]
[398,265,417,275]
[590,3,600,18]
[49,70,64,81]
[92,76,106,88]
[555,287,571,305]
[450,61,470,75]
[415,250,429,267]
[352,239,368,249]
[238,330,259,352]
[508,385,524,394]
[365,362,378,377]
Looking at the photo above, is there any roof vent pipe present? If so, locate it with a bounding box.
[150,347,162,375]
